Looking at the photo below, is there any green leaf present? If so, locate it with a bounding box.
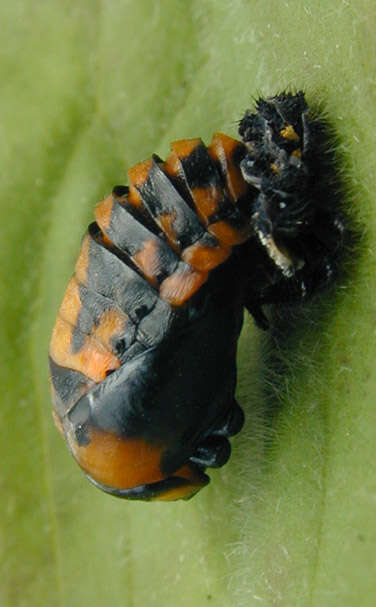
[1,1,375,605]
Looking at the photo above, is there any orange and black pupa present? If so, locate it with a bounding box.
[49,92,346,501]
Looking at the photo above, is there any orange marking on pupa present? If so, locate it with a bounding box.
[163,150,182,179]
[74,234,91,286]
[158,212,180,251]
[182,241,230,272]
[57,277,82,327]
[160,268,208,306]
[190,185,221,224]
[127,160,154,209]
[50,317,120,383]
[94,195,114,231]
[209,133,248,201]
[155,465,209,501]
[170,138,202,160]
[71,430,167,489]
[128,159,153,187]
[132,238,163,287]
[92,308,129,352]
[70,429,208,500]
[127,185,143,208]
[209,220,252,247]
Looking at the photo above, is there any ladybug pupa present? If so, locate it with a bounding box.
[49,92,345,501]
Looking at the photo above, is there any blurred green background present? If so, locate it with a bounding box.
[1,1,375,605]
